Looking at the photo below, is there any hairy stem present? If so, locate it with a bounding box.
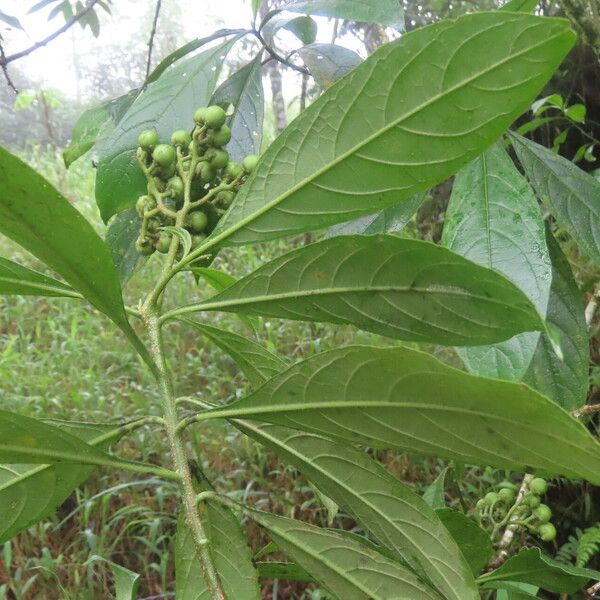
[143,308,225,599]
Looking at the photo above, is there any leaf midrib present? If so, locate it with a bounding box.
[0,275,81,298]
[206,25,566,249]
[240,421,469,600]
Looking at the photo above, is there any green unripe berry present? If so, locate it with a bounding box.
[196,162,216,183]
[215,190,235,207]
[538,523,557,542]
[155,232,172,254]
[152,144,176,167]
[194,106,209,124]
[210,149,229,169]
[204,105,227,129]
[475,498,486,511]
[138,129,159,150]
[135,236,155,256]
[484,492,499,505]
[146,217,162,232]
[187,211,209,233]
[527,495,541,508]
[529,478,547,495]
[171,129,192,147]
[211,125,232,147]
[136,195,156,217]
[191,233,207,248]
[225,161,244,180]
[242,154,259,173]
[533,504,552,523]
[498,488,515,503]
[167,176,184,198]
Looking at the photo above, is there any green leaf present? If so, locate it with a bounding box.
[175,501,260,600]
[0,148,155,373]
[204,345,600,484]
[238,422,478,600]
[256,561,313,582]
[146,29,244,85]
[95,37,239,222]
[422,467,448,509]
[63,91,138,167]
[489,582,540,599]
[0,10,23,29]
[510,132,600,267]
[206,13,575,248]
[435,508,493,576]
[565,103,586,123]
[478,547,600,593]
[298,43,363,89]
[262,13,318,45]
[499,0,538,12]
[523,229,589,410]
[86,556,140,600]
[442,143,551,380]
[0,421,123,543]
[211,56,264,162]
[327,192,425,237]
[0,410,127,468]
[244,507,441,599]
[283,0,405,29]
[179,235,545,347]
[191,267,236,291]
[181,319,288,388]
[105,206,146,283]
[0,256,79,298]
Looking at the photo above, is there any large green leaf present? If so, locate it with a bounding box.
[202,345,600,484]
[327,193,425,237]
[0,421,122,543]
[510,132,600,267]
[244,507,441,599]
[203,13,575,249]
[175,500,260,600]
[211,56,264,162]
[442,143,551,380]
[0,148,154,373]
[0,256,79,298]
[172,236,545,347]
[95,37,239,222]
[478,547,600,593]
[435,509,493,576]
[63,90,138,167]
[283,0,405,29]
[298,43,362,89]
[181,319,288,388]
[238,422,478,600]
[262,13,318,45]
[523,230,589,410]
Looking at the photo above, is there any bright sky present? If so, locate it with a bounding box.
[1,0,360,99]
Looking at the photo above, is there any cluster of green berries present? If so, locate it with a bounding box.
[133,105,260,257]
[475,478,556,542]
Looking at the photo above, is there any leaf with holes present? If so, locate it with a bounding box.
[205,14,574,248]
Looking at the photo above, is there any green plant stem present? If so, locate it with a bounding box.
[143,309,225,600]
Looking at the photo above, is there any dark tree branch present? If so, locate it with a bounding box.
[145,0,162,81]
[1,0,100,66]
[251,29,310,75]
[0,40,18,93]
